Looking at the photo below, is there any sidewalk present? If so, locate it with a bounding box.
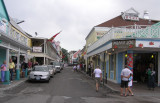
[0,78,27,91]
[80,70,160,97]
[104,80,160,96]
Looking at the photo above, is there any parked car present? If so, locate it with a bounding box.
[54,62,61,73]
[48,65,55,77]
[28,65,50,82]
[60,62,64,70]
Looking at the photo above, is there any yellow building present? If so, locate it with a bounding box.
[85,27,108,72]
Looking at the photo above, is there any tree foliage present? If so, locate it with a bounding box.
[61,48,68,62]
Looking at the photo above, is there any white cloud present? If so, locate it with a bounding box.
[4,0,160,51]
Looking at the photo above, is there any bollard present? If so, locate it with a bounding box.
[25,68,28,77]
[3,70,10,85]
[15,69,20,80]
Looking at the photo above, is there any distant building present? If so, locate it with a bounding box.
[29,37,59,65]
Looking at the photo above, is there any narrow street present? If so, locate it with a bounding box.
[0,67,160,103]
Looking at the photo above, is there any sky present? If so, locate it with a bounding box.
[4,0,160,51]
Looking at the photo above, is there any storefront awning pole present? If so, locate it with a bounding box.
[16,48,20,80]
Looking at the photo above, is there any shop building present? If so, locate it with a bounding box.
[0,0,31,83]
[29,37,59,65]
[86,8,160,85]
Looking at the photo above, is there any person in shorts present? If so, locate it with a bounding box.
[93,65,102,92]
[120,65,132,97]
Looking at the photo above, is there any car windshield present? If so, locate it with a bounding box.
[54,62,60,66]
[33,66,49,72]
[48,66,53,70]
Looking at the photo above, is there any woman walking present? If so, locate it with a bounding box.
[127,73,134,96]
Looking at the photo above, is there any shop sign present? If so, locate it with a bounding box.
[33,46,42,52]
[112,40,135,49]
[124,15,139,21]
[96,32,106,40]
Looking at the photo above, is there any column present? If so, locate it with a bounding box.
[16,48,20,80]
[25,54,28,77]
[116,52,124,83]
[127,51,133,84]
[127,51,133,71]
[3,48,10,84]
[44,39,46,65]
[158,52,160,86]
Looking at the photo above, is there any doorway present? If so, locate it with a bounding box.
[133,53,158,83]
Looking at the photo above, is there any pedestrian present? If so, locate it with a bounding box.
[150,69,156,90]
[73,65,77,72]
[120,65,132,97]
[88,63,91,76]
[91,61,94,77]
[127,73,134,96]
[9,59,15,82]
[1,60,6,82]
[21,60,28,78]
[93,65,102,92]
[77,64,80,72]
[28,59,32,74]
[147,67,156,90]
[146,66,152,90]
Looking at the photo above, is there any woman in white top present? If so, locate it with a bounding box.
[127,73,134,96]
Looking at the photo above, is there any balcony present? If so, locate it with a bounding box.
[0,23,29,47]
[87,22,160,54]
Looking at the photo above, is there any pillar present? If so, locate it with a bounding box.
[127,51,133,71]
[16,48,20,80]
[158,52,160,86]
[3,48,10,84]
[116,52,124,83]
[25,54,28,77]
[127,51,133,84]
[44,39,46,65]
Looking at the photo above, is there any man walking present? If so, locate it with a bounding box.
[120,65,132,97]
[93,65,102,92]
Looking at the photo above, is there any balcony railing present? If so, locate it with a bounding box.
[87,22,160,53]
[0,23,28,46]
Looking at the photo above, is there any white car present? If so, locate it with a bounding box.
[28,65,50,82]
[54,62,61,73]
[48,65,55,77]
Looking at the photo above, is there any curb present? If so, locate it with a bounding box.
[79,70,120,93]
[0,78,27,91]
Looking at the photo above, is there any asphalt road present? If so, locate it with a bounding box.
[0,66,160,103]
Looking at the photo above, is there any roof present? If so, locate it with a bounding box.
[31,37,48,40]
[9,17,30,38]
[25,32,33,37]
[1,0,10,21]
[95,15,159,27]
